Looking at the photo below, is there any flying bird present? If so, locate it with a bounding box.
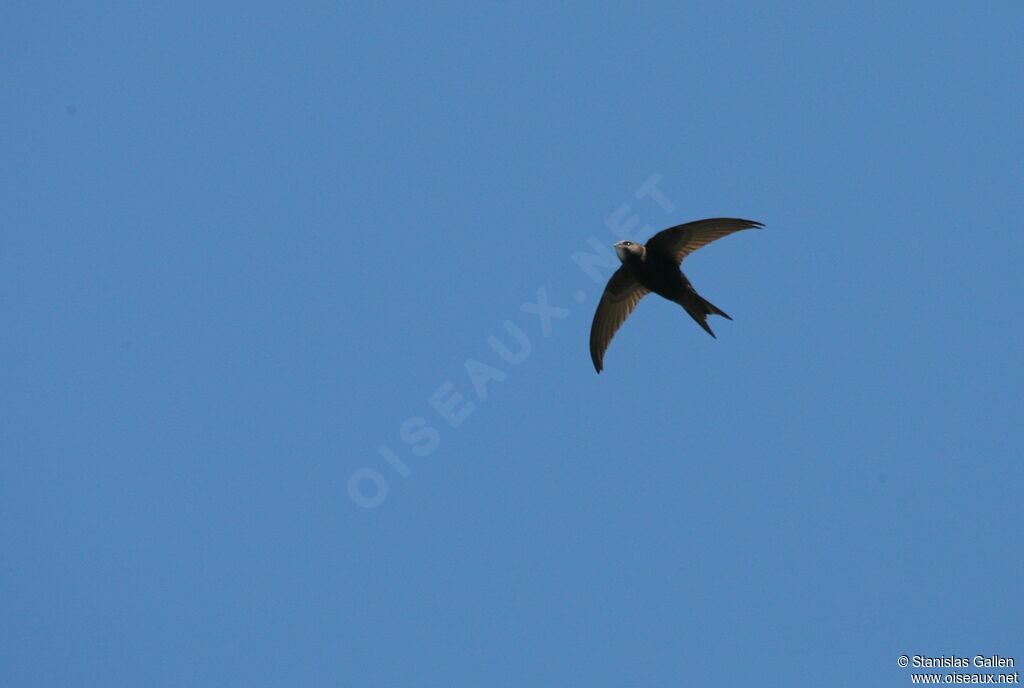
[589,218,763,373]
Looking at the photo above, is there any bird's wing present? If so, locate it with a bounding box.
[645,218,762,265]
[589,267,650,373]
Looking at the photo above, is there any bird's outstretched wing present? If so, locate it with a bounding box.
[589,267,650,373]
[645,218,763,265]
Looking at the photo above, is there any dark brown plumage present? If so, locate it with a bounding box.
[589,218,762,373]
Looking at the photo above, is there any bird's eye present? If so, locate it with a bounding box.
[623,241,631,246]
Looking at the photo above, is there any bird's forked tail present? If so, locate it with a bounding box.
[682,293,732,338]
[700,295,731,321]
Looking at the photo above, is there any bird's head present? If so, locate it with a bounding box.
[614,240,645,263]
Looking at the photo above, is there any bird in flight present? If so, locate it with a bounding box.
[589,218,763,373]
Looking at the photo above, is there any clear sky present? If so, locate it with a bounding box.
[2,3,1022,687]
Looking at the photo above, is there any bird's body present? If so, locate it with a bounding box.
[619,246,730,336]
[589,218,762,372]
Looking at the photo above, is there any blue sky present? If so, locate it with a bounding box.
[2,2,1022,686]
